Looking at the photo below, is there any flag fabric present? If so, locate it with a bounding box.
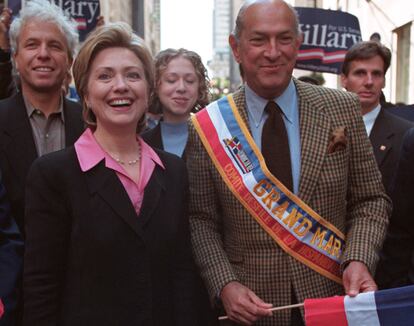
[304,285,414,326]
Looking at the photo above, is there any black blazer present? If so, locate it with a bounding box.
[376,127,414,288]
[23,146,198,326]
[0,93,84,233]
[142,126,218,325]
[142,123,163,150]
[369,108,413,195]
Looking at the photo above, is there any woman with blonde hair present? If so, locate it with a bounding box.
[23,23,198,325]
[142,48,210,158]
[143,48,217,326]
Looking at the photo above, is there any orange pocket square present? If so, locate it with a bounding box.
[327,126,347,154]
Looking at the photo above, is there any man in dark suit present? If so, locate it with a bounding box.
[375,128,414,288]
[341,41,413,195]
[387,104,414,122]
[0,0,84,235]
[0,171,23,326]
[0,1,83,323]
[187,1,390,325]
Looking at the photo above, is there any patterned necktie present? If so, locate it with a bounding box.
[261,101,293,191]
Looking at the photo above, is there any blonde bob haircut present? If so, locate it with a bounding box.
[72,22,154,133]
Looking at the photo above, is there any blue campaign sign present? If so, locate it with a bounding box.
[295,7,362,75]
[9,0,100,42]
[51,0,100,42]
[7,0,22,15]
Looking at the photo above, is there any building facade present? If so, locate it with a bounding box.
[100,0,133,26]
[228,0,244,89]
[100,0,160,55]
[325,0,414,105]
[210,0,232,83]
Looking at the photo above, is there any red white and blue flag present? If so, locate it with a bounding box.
[305,286,414,326]
[75,17,87,30]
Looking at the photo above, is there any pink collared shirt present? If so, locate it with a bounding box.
[75,128,165,215]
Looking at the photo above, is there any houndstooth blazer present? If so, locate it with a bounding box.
[187,79,391,325]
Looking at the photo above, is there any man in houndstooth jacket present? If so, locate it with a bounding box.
[186,1,391,325]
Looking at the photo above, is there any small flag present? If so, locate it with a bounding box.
[75,18,87,30]
[0,298,3,318]
[304,286,414,326]
[223,136,253,174]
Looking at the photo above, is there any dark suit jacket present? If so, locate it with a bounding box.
[23,146,198,326]
[142,125,218,326]
[142,123,163,149]
[0,172,23,326]
[369,108,413,195]
[0,93,84,233]
[376,127,414,288]
[387,105,414,122]
[0,55,15,100]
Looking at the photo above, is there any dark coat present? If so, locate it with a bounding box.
[0,172,23,326]
[142,123,163,150]
[0,93,84,233]
[0,55,15,100]
[376,127,414,288]
[23,146,199,326]
[142,124,218,326]
[369,108,413,195]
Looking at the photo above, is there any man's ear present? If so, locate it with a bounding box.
[340,73,348,90]
[296,32,303,49]
[13,52,18,71]
[229,34,241,63]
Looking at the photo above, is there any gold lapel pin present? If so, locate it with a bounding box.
[380,145,386,151]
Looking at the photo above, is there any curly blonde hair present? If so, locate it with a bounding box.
[149,48,210,114]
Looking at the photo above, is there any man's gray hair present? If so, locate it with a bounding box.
[232,0,300,41]
[9,0,79,60]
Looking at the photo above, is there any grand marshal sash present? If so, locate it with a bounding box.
[192,95,345,284]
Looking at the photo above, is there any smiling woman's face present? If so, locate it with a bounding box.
[157,56,199,123]
[84,47,148,131]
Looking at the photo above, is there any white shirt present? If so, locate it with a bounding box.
[363,104,381,136]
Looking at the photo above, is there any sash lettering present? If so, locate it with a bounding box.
[192,95,345,284]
